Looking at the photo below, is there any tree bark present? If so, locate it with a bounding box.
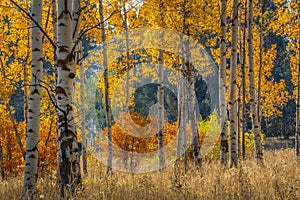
[248,0,263,164]
[79,44,87,175]
[51,0,58,84]
[219,0,228,167]
[186,38,201,167]
[257,0,265,129]
[296,1,300,157]
[296,38,300,157]
[241,0,247,160]
[157,49,165,168]
[56,0,82,197]
[121,0,130,169]
[22,0,43,198]
[122,0,130,112]
[99,0,113,172]
[176,56,183,159]
[229,0,239,168]
[157,0,165,168]
[0,145,4,181]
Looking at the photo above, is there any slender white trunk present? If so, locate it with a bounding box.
[72,0,87,175]
[241,0,247,160]
[157,0,165,168]
[122,0,130,112]
[99,0,113,172]
[0,144,4,181]
[181,2,188,170]
[257,0,264,128]
[237,87,241,157]
[56,0,81,196]
[176,56,183,159]
[52,0,58,84]
[219,0,228,167]
[22,0,43,198]
[121,0,130,168]
[176,54,188,168]
[23,21,30,125]
[248,0,263,164]
[184,37,201,167]
[79,44,87,174]
[229,0,239,168]
[295,1,300,156]
[157,49,165,168]
[296,38,300,156]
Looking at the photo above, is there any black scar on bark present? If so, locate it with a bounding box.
[69,73,75,79]
[56,86,67,96]
[31,88,39,95]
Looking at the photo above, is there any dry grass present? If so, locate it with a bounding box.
[1,149,300,200]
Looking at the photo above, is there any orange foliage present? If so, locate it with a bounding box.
[102,112,178,154]
[0,106,57,177]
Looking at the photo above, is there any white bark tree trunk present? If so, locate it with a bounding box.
[22,0,43,198]
[176,56,183,159]
[176,53,188,169]
[295,2,300,156]
[0,144,4,181]
[99,0,113,172]
[157,0,165,168]
[248,0,263,164]
[185,38,201,167]
[121,0,130,169]
[257,0,264,129]
[229,0,239,168]
[296,39,300,156]
[52,0,58,84]
[56,0,81,196]
[219,0,228,167]
[79,44,87,175]
[157,49,165,168]
[241,0,247,160]
[72,0,87,175]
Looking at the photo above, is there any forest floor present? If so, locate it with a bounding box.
[1,149,300,200]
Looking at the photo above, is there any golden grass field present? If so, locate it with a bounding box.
[1,149,300,200]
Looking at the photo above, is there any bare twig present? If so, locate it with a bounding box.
[10,0,57,50]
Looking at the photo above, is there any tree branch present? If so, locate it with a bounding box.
[10,0,57,50]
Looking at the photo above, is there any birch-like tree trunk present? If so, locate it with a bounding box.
[99,0,113,172]
[257,0,265,128]
[248,0,263,164]
[0,144,4,181]
[23,0,31,126]
[23,46,29,126]
[185,39,201,167]
[24,66,29,125]
[219,0,228,167]
[176,56,183,159]
[157,0,165,168]
[295,2,300,156]
[71,0,87,175]
[79,45,87,175]
[237,87,241,157]
[52,0,58,88]
[157,49,165,168]
[229,0,239,168]
[121,0,130,169]
[122,0,130,112]
[22,0,43,198]
[177,1,188,170]
[241,0,247,160]
[296,40,300,156]
[56,0,81,197]
[176,57,188,169]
